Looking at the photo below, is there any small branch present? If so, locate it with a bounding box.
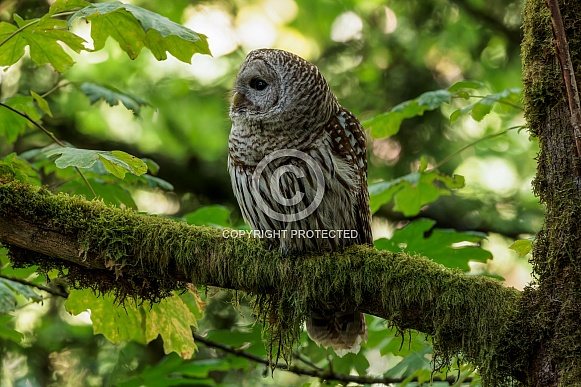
[194,333,275,366]
[0,11,83,50]
[0,102,97,198]
[463,95,524,111]
[0,273,69,298]
[40,81,73,99]
[0,19,38,50]
[545,0,581,161]
[74,168,97,198]
[193,333,471,385]
[428,125,523,171]
[0,102,65,146]
[293,351,322,371]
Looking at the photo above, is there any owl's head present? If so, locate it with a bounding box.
[230,49,339,129]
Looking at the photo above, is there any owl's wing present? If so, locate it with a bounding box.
[325,107,373,245]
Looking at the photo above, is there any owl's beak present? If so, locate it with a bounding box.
[232,91,243,107]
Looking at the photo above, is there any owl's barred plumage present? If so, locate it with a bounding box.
[228,49,371,355]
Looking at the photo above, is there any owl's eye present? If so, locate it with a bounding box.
[249,78,268,91]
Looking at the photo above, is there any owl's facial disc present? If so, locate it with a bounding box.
[230,58,280,119]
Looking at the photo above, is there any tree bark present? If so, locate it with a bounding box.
[522,0,581,385]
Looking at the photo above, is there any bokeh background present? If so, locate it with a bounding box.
[0,0,539,385]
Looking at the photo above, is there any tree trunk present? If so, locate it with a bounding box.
[522,0,581,385]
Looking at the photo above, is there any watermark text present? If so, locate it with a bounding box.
[222,229,359,239]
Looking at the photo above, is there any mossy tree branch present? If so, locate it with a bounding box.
[0,177,522,382]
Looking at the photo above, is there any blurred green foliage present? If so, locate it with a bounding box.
[0,0,538,385]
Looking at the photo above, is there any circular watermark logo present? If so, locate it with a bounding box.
[251,149,325,222]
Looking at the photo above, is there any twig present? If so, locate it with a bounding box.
[0,102,65,146]
[428,125,523,171]
[0,274,69,298]
[293,351,323,371]
[0,102,97,198]
[545,0,581,161]
[0,11,81,50]
[0,19,38,50]
[192,333,472,385]
[465,95,524,111]
[40,81,73,98]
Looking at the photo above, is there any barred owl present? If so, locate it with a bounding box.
[228,49,372,356]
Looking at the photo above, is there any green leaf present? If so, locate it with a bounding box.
[142,158,160,175]
[0,278,42,313]
[118,353,248,387]
[471,101,494,121]
[116,354,189,387]
[66,290,198,358]
[99,150,148,179]
[0,22,27,66]
[145,296,198,358]
[44,147,100,169]
[0,261,40,282]
[0,315,23,343]
[509,239,533,257]
[81,5,146,58]
[12,14,30,29]
[47,0,90,16]
[43,147,148,179]
[177,358,235,378]
[362,108,407,139]
[61,179,137,208]
[375,219,492,270]
[447,80,484,92]
[30,91,53,117]
[184,205,231,227]
[207,326,266,358]
[145,28,208,63]
[68,2,211,62]
[416,89,452,110]
[368,170,465,216]
[368,180,399,214]
[449,108,463,123]
[332,351,370,375]
[0,281,17,313]
[418,156,428,172]
[66,290,146,343]
[384,346,432,378]
[369,324,430,358]
[180,289,205,320]
[0,278,42,301]
[0,153,41,185]
[78,82,149,115]
[141,175,174,191]
[0,16,86,71]
[0,95,41,144]
[450,88,522,123]
[364,90,452,138]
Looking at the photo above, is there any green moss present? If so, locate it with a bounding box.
[521,0,581,384]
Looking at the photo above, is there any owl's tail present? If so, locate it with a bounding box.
[306,308,367,357]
